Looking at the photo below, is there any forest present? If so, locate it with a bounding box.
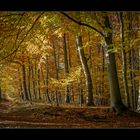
[0,11,140,128]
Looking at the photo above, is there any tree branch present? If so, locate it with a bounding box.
[60,12,105,37]
[0,12,44,62]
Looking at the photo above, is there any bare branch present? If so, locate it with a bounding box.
[60,12,105,37]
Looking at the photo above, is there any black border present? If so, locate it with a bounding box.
[1,128,139,138]
[1,0,140,11]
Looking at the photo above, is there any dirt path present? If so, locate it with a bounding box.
[1,101,140,128]
[0,120,94,128]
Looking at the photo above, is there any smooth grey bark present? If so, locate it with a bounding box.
[104,15,126,113]
[118,12,130,107]
[76,35,94,106]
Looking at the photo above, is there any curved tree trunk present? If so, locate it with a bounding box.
[76,35,94,106]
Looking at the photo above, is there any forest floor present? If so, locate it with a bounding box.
[0,100,140,128]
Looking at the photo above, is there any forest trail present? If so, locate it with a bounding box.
[0,101,140,128]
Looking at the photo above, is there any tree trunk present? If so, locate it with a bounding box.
[78,79,84,106]
[101,45,105,96]
[71,82,74,103]
[53,43,59,106]
[130,49,136,110]
[18,68,24,100]
[0,80,2,101]
[38,68,41,100]
[76,35,94,106]
[128,12,137,111]
[104,15,126,113]
[67,33,72,68]
[31,61,37,100]
[119,12,130,107]
[88,32,93,75]
[46,55,51,103]
[34,60,38,99]
[22,64,29,100]
[28,57,32,100]
[63,33,70,103]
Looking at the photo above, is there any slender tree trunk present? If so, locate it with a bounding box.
[128,12,137,111]
[67,34,72,68]
[31,61,37,100]
[18,68,24,100]
[88,32,93,75]
[20,80,24,100]
[75,13,94,106]
[129,49,135,110]
[97,46,102,105]
[28,57,32,100]
[76,35,94,106]
[34,60,38,99]
[135,51,139,110]
[67,33,74,104]
[22,64,29,100]
[119,12,130,107]
[0,80,2,101]
[103,14,126,113]
[46,55,51,103]
[78,79,84,106]
[130,49,137,110]
[53,43,59,106]
[101,46,105,96]
[71,82,74,103]
[38,68,41,100]
[63,33,70,103]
